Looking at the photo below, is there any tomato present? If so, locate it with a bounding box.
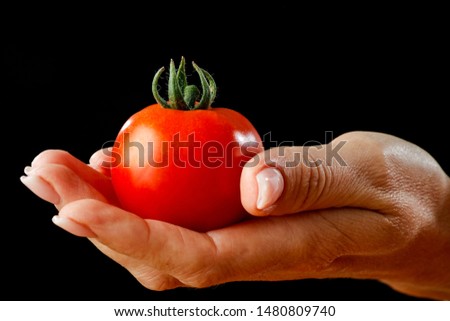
[110,58,263,231]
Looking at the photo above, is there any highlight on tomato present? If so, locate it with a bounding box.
[109,57,263,232]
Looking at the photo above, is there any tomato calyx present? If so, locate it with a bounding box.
[152,57,217,110]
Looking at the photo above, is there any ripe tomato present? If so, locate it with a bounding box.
[110,58,263,231]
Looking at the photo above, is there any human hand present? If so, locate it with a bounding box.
[20,131,450,300]
[240,131,450,300]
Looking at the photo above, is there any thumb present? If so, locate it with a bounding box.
[241,131,392,216]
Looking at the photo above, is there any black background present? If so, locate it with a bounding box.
[3,4,447,300]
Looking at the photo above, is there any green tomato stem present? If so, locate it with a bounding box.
[152,57,216,110]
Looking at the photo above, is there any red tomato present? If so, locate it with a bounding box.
[110,58,263,231]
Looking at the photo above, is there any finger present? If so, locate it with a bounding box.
[89,147,113,177]
[241,131,399,216]
[26,149,117,203]
[21,163,110,210]
[57,199,219,288]
[91,239,184,290]
[54,199,184,290]
[56,199,406,289]
[207,206,406,283]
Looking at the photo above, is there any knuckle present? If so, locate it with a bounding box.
[175,255,221,288]
[182,272,218,289]
[303,224,350,270]
[305,161,329,208]
[176,256,222,289]
[138,275,182,291]
[289,158,330,212]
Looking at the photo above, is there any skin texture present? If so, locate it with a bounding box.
[21,131,450,300]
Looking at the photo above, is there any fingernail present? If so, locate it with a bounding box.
[24,166,33,175]
[52,215,97,238]
[20,175,60,205]
[256,167,284,210]
[89,152,103,168]
[89,147,112,167]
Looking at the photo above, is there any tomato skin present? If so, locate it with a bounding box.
[110,104,263,232]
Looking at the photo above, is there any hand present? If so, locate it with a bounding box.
[20,131,450,300]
